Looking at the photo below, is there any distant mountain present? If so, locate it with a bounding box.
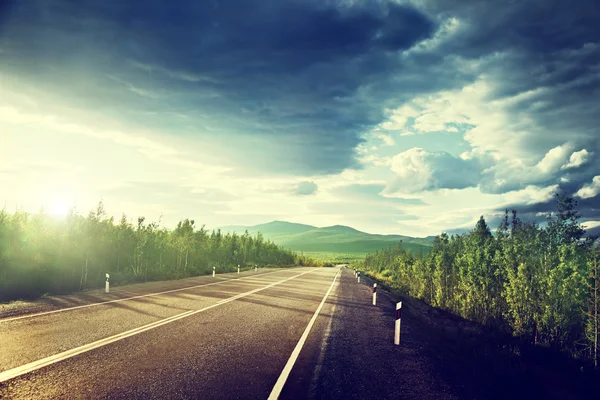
[216,221,434,255]
[220,221,316,237]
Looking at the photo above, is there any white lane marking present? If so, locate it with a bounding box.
[308,276,340,398]
[267,268,341,400]
[0,269,296,323]
[0,268,321,383]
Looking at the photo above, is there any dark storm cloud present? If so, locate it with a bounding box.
[427,0,600,58]
[492,185,600,235]
[510,195,600,222]
[429,0,600,163]
[0,0,445,175]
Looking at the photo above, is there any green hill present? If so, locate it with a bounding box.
[216,221,433,256]
[220,221,315,237]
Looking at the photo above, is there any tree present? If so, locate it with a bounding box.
[0,205,306,302]
[432,233,454,309]
[586,242,600,368]
[474,215,493,242]
[357,195,597,365]
[497,209,510,239]
[501,220,543,342]
[547,192,586,246]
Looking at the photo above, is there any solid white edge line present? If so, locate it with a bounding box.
[0,268,321,383]
[0,269,294,323]
[267,268,341,400]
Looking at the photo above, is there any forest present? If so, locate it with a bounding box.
[0,202,319,302]
[357,193,600,367]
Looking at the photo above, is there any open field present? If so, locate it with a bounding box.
[299,252,368,263]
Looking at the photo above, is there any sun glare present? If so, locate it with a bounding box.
[46,195,72,218]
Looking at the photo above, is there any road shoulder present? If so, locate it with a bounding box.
[310,268,458,400]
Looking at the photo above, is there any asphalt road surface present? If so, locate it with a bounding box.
[0,266,456,399]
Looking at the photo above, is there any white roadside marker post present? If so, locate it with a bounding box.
[394,301,402,345]
[105,273,110,294]
[255,265,258,272]
[373,283,377,306]
[238,265,240,274]
[213,266,216,278]
[357,272,361,283]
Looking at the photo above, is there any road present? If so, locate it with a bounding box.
[0,266,456,399]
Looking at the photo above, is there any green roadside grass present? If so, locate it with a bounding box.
[299,252,367,263]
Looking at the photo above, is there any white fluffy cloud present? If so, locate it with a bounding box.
[502,184,559,206]
[562,149,591,169]
[575,176,600,199]
[535,143,573,174]
[386,147,480,194]
[371,131,395,146]
[375,73,558,170]
[583,220,600,230]
[358,154,392,167]
[378,85,471,134]
[379,104,420,131]
[411,77,534,159]
[410,97,470,133]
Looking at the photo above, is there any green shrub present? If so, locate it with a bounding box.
[380,269,393,278]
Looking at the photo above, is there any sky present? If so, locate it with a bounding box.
[1,0,599,237]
